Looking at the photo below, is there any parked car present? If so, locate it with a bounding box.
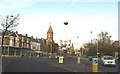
[101,56,111,61]
[102,56,116,67]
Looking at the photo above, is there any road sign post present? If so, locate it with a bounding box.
[92,58,98,72]
[59,56,64,64]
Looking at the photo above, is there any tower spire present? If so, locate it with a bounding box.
[47,24,53,33]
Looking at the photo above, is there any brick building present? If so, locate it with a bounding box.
[113,40,120,53]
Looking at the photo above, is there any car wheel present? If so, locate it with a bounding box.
[113,65,115,67]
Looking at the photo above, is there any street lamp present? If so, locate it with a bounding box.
[96,39,98,57]
[90,31,98,57]
[64,21,68,57]
[64,21,68,45]
[77,36,80,56]
[51,44,52,58]
[50,40,53,58]
[7,31,15,56]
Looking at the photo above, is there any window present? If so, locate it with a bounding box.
[10,40,12,46]
[31,45,33,49]
[27,44,29,48]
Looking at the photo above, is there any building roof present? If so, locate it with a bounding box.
[39,39,46,45]
[18,34,25,37]
[47,25,53,33]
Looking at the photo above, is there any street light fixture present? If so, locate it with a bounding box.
[50,40,52,58]
[64,21,68,57]
[64,22,68,25]
[90,31,98,57]
[51,44,52,58]
[64,21,68,44]
[96,39,98,57]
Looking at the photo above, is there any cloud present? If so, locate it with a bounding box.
[17,14,118,48]
[0,13,117,48]
[0,0,119,3]
[22,0,120,2]
[0,1,34,15]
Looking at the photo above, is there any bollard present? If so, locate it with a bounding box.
[59,56,64,64]
[92,58,98,72]
[78,56,80,63]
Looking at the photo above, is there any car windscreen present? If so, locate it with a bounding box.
[104,57,114,60]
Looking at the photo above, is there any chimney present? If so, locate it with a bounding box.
[31,36,33,39]
[41,38,43,40]
[115,41,119,47]
[16,31,18,34]
[20,34,22,36]
[44,38,47,40]
[25,34,28,37]
[36,37,38,40]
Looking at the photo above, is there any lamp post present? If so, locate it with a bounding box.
[50,40,53,58]
[64,21,68,57]
[77,36,80,56]
[51,44,52,58]
[8,37,10,56]
[96,39,98,57]
[7,31,15,56]
[64,21,68,45]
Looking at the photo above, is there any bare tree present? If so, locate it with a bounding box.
[83,31,116,57]
[97,31,113,56]
[0,14,20,53]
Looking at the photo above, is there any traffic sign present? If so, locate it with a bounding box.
[92,58,98,65]
[59,56,64,63]
[92,58,98,72]
[94,59,98,65]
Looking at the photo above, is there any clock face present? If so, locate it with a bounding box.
[48,35,50,38]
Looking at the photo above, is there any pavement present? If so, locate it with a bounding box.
[46,58,92,72]
[46,57,119,72]
[0,57,2,74]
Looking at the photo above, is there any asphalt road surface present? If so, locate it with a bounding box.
[2,57,119,73]
[3,57,70,72]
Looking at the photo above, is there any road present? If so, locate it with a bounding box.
[3,57,70,72]
[2,57,119,73]
[81,59,118,72]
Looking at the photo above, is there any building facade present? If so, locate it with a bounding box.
[0,31,41,57]
[46,25,54,53]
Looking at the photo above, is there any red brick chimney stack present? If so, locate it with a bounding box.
[31,36,33,39]
[115,41,119,47]
[25,34,28,37]
[16,31,18,34]
[36,37,38,40]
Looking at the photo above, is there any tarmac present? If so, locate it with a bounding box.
[46,58,92,72]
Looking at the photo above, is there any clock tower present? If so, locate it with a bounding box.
[47,25,53,47]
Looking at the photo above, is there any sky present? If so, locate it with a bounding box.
[0,0,119,49]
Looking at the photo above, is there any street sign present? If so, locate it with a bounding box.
[59,56,64,63]
[94,59,98,65]
[92,58,98,72]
